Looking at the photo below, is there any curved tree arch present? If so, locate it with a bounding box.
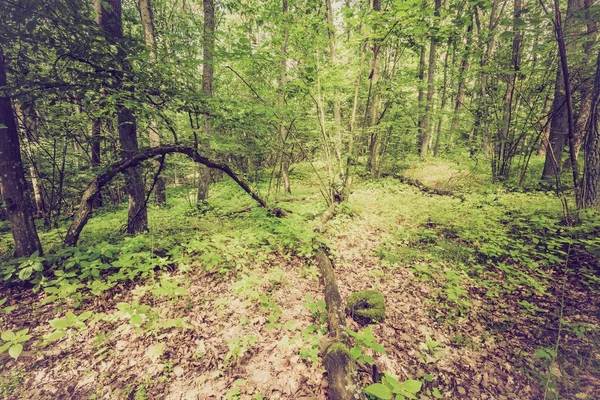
[64,145,283,247]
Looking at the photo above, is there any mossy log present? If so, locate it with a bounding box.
[315,246,364,399]
[346,290,386,325]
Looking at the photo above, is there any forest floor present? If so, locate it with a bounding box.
[1,159,600,400]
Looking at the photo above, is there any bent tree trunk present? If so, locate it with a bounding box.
[0,47,43,257]
[96,0,148,233]
[64,146,278,247]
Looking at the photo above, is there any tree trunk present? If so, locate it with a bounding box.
[367,0,382,176]
[433,40,450,156]
[138,0,166,204]
[494,0,522,181]
[96,0,148,234]
[541,0,586,181]
[278,0,291,194]
[552,0,581,205]
[0,47,43,257]
[325,0,344,175]
[582,49,600,209]
[91,118,103,207]
[449,15,473,148]
[197,0,215,202]
[419,0,441,157]
[416,43,426,149]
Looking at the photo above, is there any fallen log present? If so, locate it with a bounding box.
[384,173,465,201]
[315,246,363,399]
[64,145,284,247]
[312,194,364,399]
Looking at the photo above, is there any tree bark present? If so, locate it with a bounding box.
[138,0,166,204]
[367,0,382,176]
[278,0,291,194]
[582,49,600,209]
[494,0,522,180]
[96,0,148,234]
[541,0,586,181]
[419,0,441,157]
[449,15,473,148]
[197,0,215,202]
[434,40,451,156]
[0,47,43,257]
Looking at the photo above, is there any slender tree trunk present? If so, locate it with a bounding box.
[138,0,166,204]
[494,0,522,180]
[91,118,103,207]
[419,0,441,157]
[96,0,148,234]
[449,15,473,148]
[278,0,291,194]
[325,0,344,175]
[367,0,382,176]
[0,47,43,257]
[434,40,450,156]
[571,0,597,160]
[416,43,426,149]
[541,0,585,181]
[582,49,600,209]
[552,0,581,205]
[197,0,215,202]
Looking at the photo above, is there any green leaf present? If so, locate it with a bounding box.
[1,331,15,341]
[350,346,362,359]
[9,343,23,359]
[79,311,93,321]
[49,318,70,330]
[398,379,422,394]
[364,383,393,399]
[432,387,443,398]
[130,314,143,326]
[18,267,33,281]
[46,330,67,342]
[0,342,11,353]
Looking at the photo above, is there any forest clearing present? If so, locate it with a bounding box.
[1,0,600,399]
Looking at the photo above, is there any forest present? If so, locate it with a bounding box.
[0,0,600,398]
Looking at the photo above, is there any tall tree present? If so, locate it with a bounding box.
[0,47,43,257]
[197,0,215,202]
[582,48,600,209]
[138,0,167,204]
[419,0,441,157]
[96,0,148,233]
[541,0,586,181]
[493,0,522,180]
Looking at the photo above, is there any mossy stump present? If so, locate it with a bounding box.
[346,290,385,325]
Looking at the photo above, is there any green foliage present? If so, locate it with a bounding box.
[364,374,422,400]
[0,329,32,360]
[347,327,386,365]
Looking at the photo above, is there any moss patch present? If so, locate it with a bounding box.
[346,290,385,325]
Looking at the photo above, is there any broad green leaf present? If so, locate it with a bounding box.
[364,383,393,399]
[50,318,70,329]
[1,331,15,341]
[398,379,422,394]
[0,342,11,353]
[9,343,23,359]
[46,330,67,342]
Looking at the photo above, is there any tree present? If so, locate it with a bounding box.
[95,0,148,233]
[197,0,215,202]
[138,0,166,204]
[0,46,43,257]
[419,0,441,157]
[582,48,600,209]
